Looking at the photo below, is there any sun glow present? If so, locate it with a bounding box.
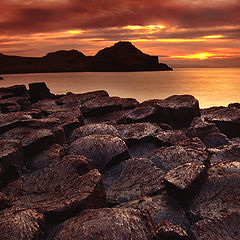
[203,35,224,39]
[171,52,218,60]
[124,25,165,32]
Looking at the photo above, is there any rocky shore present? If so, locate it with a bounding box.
[0,82,240,240]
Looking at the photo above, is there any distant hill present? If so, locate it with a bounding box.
[0,41,172,74]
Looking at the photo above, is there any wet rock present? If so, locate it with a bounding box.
[148,145,208,172]
[29,82,54,103]
[187,117,220,140]
[0,127,56,158]
[119,191,190,230]
[187,161,240,221]
[117,122,161,144]
[0,140,24,185]
[164,162,207,201]
[125,106,158,123]
[203,106,240,138]
[156,95,200,127]
[68,135,129,172]
[56,90,109,105]
[156,220,189,240]
[3,158,106,223]
[103,157,164,205]
[81,96,122,117]
[69,123,119,143]
[0,207,45,240]
[191,212,240,240]
[209,144,240,163]
[0,111,32,133]
[27,144,65,171]
[156,130,188,146]
[46,208,156,240]
[203,132,231,148]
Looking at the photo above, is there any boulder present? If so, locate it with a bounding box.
[29,82,54,102]
[164,162,207,201]
[228,102,240,109]
[0,96,29,113]
[46,208,156,240]
[125,106,158,123]
[187,117,220,140]
[3,158,106,223]
[81,96,122,117]
[148,145,209,172]
[114,96,139,110]
[203,106,240,138]
[178,137,206,150]
[156,95,200,127]
[69,123,119,143]
[191,212,240,240]
[187,161,240,221]
[155,130,188,146]
[0,85,28,99]
[27,144,65,171]
[68,135,130,172]
[0,207,45,240]
[156,220,189,240]
[203,132,231,148]
[103,158,165,205]
[119,191,190,230]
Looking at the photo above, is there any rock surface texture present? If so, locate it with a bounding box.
[0,82,239,239]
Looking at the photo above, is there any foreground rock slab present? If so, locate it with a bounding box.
[103,158,164,205]
[0,207,45,240]
[3,157,106,223]
[46,208,156,240]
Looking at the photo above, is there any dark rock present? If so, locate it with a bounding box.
[230,137,240,145]
[156,220,189,240]
[156,130,188,146]
[81,96,123,117]
[31,99,58,114]
[209,144,240,163]
[0,192,10,210]
[125,106,158,123]
[178,137,206,150]
[156,95,200,127]
[56,90,109,105]
[203,106,240,138]
[68,135,129,172]
[27,144,65,171]
[119,191,190,230]
[103,157,164,205]
[114,96,139,110]
[0,76,3,80]
[84,110,126,125]
[0,96,29,113]
[187,161,240,221]
[117,122,161,144]
[0,85,28,99]
[228,102,240,109]
[148,145,208,172]
[164,162,207,201]
[139,99,163,107]
[46,208,156,240]
[203,132,231,148]
[69,123,119,143]
[0,127,56,158]
[0,111,32,133]
[29,82,54,102]
[187,117,220,140]
[3,158,106,223]
[0,207,45,240]
[191,212,240,240]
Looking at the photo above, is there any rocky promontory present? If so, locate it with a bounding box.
[0,82,240,239]
[0,42,172,74]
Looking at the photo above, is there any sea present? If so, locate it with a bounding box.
[1,68,239,108]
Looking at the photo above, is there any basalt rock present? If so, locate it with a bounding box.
[148,145,209,172]
[3,158,106,223]
[155,130,188,146]
[46,208,156,240]
[191,212,240,240]
[29,82,54,103]
[203,106,240,138]
[68,134,130,172]
[178,137,206,150]
[228,102,240,109]
[69,123,119,143]
[0,207,45,240]
[0,84,28,99]
[156,95,200,127]
[103,157,165,205]
[203,132,231,148]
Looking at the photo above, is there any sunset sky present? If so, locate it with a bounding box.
[1,0,240,67]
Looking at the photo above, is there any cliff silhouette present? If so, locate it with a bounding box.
[0,41,172,74]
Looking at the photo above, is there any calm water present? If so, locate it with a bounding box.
[1,68,239,108]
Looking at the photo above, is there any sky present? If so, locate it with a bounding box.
[1,0,240,67]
